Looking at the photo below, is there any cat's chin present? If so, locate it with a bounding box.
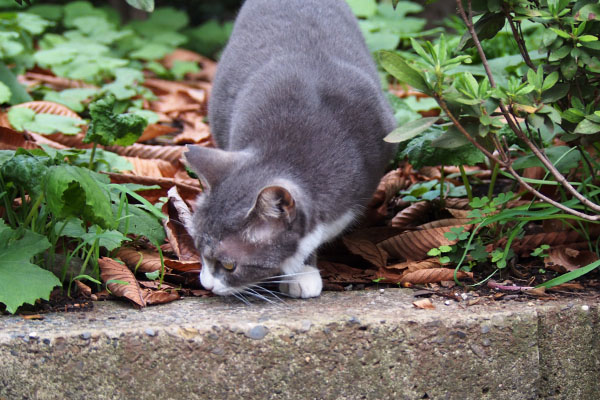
[279,265,322,298]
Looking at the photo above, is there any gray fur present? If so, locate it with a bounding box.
[185,0,396,296]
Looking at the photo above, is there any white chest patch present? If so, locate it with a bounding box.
[281,210,356,274]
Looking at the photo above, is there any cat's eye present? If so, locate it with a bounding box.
[222,262,236,271]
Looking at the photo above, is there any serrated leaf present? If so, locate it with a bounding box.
[384,117,438,143]
[84,94,147,146]
[378,51,432,95]
[0,223,58,314]
[44,165,115,229]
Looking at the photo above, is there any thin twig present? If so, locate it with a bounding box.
[504,7,535,69]
[456,0,600,216]
[506,165,600,221]
[434,95,506,166]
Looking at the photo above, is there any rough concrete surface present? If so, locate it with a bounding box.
[0,289,598,400]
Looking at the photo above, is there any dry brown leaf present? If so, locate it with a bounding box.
[164,259,202,273]
[21,71,95,90]
[74,280,92,297]
[21,314,44,320]
[174,117,212,144]
[445,208,471,218]
[98,257,146,308]
[318,261,377,284]
[163,186,201,261]
[12,101,81,119]
[413,298,435,309]
[385,258,440,272]
[138,123,179,143]
[377,225,468,261]
[442,198,471,210]
[418,218,472,230]
[489,227,600,256]
[116,248,164,273]
[150,93,202,115]
[0,126,40,150]
[368,168,406,212]
[104,143,185,163]
[123,156,178,178]
[390,201,431,229]
[544,245,599,273]
[105,172,201,204]
[142,289,180,305]
[44,132,90,148]
[342,237,387,268]
[400,268,472,284]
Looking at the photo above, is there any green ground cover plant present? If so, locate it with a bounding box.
[378,0,600,287]
[0,0,233,313]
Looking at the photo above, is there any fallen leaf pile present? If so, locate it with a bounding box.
[3,46,599,310]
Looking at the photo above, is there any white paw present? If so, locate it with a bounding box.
[280,265,322,298]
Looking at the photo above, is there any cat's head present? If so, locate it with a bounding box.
[184,145,307,295]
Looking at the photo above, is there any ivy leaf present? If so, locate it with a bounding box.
[43,88,98,113]
[384,117,438,143]
[84,94,147,146]
[43,165,115,229]
[0,222,59,314]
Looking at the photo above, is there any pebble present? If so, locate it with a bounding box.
[444,300,451,306]
[80,332,91,340]
[481,325,491,334]
[347,316,360,325]
[581,305,590,311]
[28,332,38,340]
[145,328,157,337]
[379,289,385,294]
[300,320,312,332]
[460,293,469,301]
[482,338,491,347]
[245,325,268,340]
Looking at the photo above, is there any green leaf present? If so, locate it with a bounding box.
[542,71,559,91]
[0,223,58,314]
[44,165,115,229]
[130,43,172,61]
[0,62,32,105]
[114,202,165,244]
[536,259,600,289]
[0,81,11,104]
[171,60,200,80]
[575,3,600,21]
[574,118,600,134]
[82,227,129,251]
[550,28,571,39]
[43,88,98,113]
[125,0,154,12]
[378,51,432,95]
[84,94,147,146]
[0,153,50,197]
[458,12,506,51]
[384,117,438,143]
[346,0,377,17]
[512,146,581,172]
[24,114,84,135]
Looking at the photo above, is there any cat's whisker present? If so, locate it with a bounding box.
[231,291,251,306]
[263,271,314,280]
[243,287,278,305]
[247,284,287,303]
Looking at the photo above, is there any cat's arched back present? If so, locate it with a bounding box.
[185,0,397,298]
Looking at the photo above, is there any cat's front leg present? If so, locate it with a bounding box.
[280,264,323,298]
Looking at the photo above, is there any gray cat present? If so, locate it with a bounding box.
[185,0,396,299]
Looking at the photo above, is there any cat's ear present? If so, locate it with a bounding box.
[252,186,297,223]
[183,145,248,190]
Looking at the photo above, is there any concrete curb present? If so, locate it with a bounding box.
[1,289,598,399]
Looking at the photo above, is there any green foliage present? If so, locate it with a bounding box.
[84,94,147,147]
[382,0,600,287]
[0,221,59,314]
